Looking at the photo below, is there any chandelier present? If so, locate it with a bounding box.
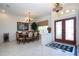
[53,3,63,13]
[24,11,32,24]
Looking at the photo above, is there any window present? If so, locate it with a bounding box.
[56,21,62,39]
[65,19,74,41]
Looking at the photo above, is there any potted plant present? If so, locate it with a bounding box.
[31,22,38,31]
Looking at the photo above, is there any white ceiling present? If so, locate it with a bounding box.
[0,3,51,18]
[0,3,79,18]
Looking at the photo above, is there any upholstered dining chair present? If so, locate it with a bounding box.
[16,32,19,43]
[16,32,25,44]
[22,31,26,35]
[34,31,39,40]
[25,31,34,42]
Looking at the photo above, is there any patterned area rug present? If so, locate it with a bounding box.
[46,42,74,52]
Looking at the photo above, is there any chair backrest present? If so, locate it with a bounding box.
[22,31,26,35]
[17,31,22,33]
[28,31,33,38]
[34,32,38,37]
[16,32,19,38]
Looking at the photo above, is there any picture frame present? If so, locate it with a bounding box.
[17,22,29,31]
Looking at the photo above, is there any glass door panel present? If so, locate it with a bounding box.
[65,19,74,41]
[56,21,62,39]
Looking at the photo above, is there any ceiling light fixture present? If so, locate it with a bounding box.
[65,10,70,13]
[53,3,63,13]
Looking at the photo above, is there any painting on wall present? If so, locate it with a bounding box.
[17,22,29,31]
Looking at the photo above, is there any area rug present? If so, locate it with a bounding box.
[46,42,74,52]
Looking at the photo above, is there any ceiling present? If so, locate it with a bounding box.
[0,3,79,19]
[0,3,51,18]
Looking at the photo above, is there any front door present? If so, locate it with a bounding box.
[55,17,76,45]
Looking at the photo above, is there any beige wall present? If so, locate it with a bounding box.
[0,13,17,43]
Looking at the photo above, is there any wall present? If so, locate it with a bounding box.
[0,13,17,43]
[76,10,79,46]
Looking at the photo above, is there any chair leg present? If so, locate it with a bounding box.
[18,40,20,44]
[23,39,25,44]
[17,40,19,44]
[17,39,20,44]
[21,40,22,43]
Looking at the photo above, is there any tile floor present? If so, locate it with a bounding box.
[0,40,75,56]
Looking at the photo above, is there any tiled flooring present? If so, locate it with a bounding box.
[0,40,74,56]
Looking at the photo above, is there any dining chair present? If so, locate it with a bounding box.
[34,31,39,40]
[25,31,33,42]
[16,32,25,44]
